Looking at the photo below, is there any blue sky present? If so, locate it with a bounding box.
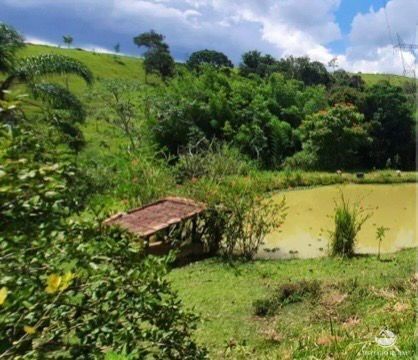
[0,0,416,74]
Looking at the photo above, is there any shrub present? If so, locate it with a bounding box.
[80,147,176,210]
[283,148,318,170]
[175,143,255,183]
[330,194,370,258]
[185,180,286,260]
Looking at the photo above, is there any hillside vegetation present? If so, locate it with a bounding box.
[1,24,416,359]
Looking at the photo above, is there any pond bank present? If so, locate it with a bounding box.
[217,170,417,195]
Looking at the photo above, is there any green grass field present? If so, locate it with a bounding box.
[169,249,416,359]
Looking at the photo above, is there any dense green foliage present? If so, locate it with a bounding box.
[0,130,206,358]
[364,82,416,168]
[187,49,233,70]
[0,23,25,73]
[296,104,371,169]
[147,63,415,170]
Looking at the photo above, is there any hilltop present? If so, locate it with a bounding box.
[20,44,412,88]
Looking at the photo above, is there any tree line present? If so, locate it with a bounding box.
[133,30,415,171]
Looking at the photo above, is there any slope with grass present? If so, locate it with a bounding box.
[20,44,413,87]
[19,44,146,91]
[360,73,414,87]
[169,249,416,359]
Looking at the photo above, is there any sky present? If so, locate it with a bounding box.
[0,0,417,74]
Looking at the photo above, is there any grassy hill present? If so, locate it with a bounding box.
[19,44,413,88]
[360,72,414,87]
[20,44,146,90]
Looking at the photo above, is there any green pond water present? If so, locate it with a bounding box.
[259,184,417,259]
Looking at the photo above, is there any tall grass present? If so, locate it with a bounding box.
[330,194,370,257]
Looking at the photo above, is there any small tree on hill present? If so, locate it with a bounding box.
[114,42,121,54]
[62,35,73,48]
[133,30,175,81]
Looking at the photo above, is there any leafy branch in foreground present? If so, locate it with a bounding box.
[0,127,206,359]
[0,23,24,73]
[0,26,93,151]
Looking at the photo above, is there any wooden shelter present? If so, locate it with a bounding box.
[104,197,207,257]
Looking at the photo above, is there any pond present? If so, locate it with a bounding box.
[259,184,417,259]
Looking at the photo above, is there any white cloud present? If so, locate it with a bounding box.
[3,0,417,74]
[346,0,417,74]
[337,45,415,75]
[25,36,58,47]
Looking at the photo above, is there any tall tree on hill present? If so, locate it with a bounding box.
[187,49,233,70]
[63,35,73,48]
[133,30,175,81]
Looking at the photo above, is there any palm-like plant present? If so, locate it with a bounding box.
[0,23,93,150]
[0,23,25,73]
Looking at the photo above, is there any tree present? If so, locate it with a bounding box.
[62,34,73,48]
[363,81,415,169]
[93,79,141,150]
[332,69,365,90]
[298,104,371,169]
[277,56,332,86]
[114,42,121,54]
[133,30,175,80]
[187,49,233,70]
[328,85,365,111]
[239,50,280,78]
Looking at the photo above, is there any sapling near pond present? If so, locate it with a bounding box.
[376,226,390,260]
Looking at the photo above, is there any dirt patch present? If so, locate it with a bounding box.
[321,290,348,307]
[316,335,341,346]
[342,315,361,328]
